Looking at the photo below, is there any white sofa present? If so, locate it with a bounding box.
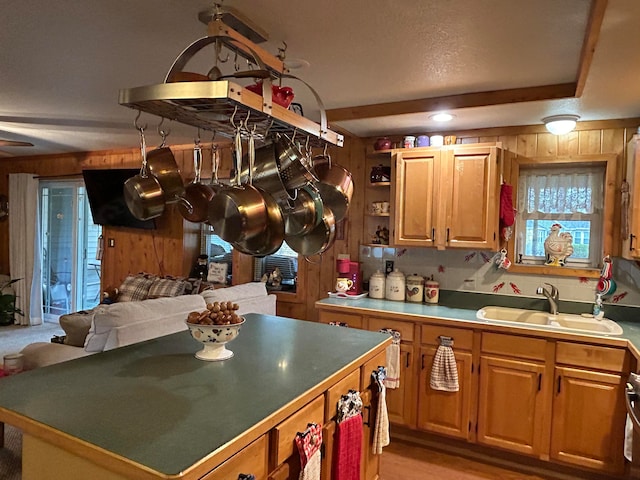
[21,282,276,369]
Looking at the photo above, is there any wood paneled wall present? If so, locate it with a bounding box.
[0,119,637,319]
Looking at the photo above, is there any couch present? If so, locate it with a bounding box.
[20,282,276,370]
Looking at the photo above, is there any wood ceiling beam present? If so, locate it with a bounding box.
[575,0,608,97]
[326,83,577,123]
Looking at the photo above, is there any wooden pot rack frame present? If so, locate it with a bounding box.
[119,20,344,147]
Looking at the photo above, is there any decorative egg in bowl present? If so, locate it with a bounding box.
[186,301,245,361]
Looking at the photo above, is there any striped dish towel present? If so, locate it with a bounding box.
[429,343,459,392]
[379,329,401,389]
[372,381,390,454]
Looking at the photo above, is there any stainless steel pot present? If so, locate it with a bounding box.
[124,129,166,221]
[208,128,268,243]
[233,186,284,257]
[282,185,323,236]
[179,141,215,223]
[285,205,336,257]
[147,146,185,203]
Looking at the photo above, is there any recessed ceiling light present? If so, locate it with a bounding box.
[430,113,455,122]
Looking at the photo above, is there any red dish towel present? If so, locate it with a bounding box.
[333,414,363,480]
[500,183,515,226]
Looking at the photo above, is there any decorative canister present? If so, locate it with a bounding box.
[369,270,386,299]
[405,273,425,303]
[416,135,430,147]
[403,136,416,148]
[4,353,24,374]
[385,269,406,301]
[430,135,444,147]
[374,137,392,151]
[424,278,440,304]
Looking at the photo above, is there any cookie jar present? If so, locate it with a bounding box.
[385,269,406,301]
[405,273,424,303]
[368,270,386,299]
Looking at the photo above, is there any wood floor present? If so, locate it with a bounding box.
[379,439,587,480]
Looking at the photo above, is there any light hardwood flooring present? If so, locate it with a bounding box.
[379,439,590,480]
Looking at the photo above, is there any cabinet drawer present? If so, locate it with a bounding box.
[421,324,473,350]
[271,395,325,467]
[318,310,363,329]
[202,434,268,480]
[481,332,546,361]
[556,342,628,372]
[325,368,361,421]
[368,316,414,342]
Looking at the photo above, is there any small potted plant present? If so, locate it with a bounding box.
[0,278,24,326]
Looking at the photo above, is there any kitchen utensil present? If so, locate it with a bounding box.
[312,153,353,223]
[405,273,425,303]
[146,135,185,204]
[385,269,406,301]
[232,129,284,257]
[273,133,318,191]
[179,139,215,223]
[208,125,269,243]
[368,270,386,299]
[282,186,322,236]
[123,127,166,221]
[285,205,336,257]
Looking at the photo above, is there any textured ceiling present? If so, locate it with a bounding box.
[0,0,639,157]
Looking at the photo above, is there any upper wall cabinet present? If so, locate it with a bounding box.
[392,143,502,250]
[623,134,640,260]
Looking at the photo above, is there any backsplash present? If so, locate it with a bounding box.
[359,246,640,308]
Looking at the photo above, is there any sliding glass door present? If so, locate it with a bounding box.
[40,180,102,319]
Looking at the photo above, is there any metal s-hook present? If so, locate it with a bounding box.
[133,111,147,132]
[156,118,171,147]
[229,105,239,130]
[263,118,275,139]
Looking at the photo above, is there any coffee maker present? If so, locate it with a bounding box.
[336,259,362,295]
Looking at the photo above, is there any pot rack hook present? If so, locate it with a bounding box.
[263,118,275,139]
[241,110,252,132]
[133,111,147,133]
[156,118,171,146]
[214,37,230,64]
[229,105,239,130]
[194,128,202,146]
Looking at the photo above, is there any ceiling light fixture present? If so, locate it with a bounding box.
[542,115,580,135]
[430,112,455,122]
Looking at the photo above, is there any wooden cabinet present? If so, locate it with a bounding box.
[203,435,268,480]
[623,134,640,259]
[476,333,548,457]
[417,324,474,440]
[550,342,628,474]
[392,144,501,250]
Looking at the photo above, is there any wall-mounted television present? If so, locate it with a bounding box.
[82,169,156,230]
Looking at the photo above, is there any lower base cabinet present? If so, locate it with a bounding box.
[315,304,632,477]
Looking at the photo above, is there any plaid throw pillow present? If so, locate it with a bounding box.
[117,274,156,302]
[147,277,187,299]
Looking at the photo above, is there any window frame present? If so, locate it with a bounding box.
[506,154,617,278]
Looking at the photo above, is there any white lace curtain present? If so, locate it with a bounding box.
[517,166,604,216]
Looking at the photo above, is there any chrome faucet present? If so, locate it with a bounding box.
[536,283,559,315]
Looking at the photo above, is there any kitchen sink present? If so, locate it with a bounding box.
[476,306,623,336]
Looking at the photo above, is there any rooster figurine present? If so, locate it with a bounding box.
[544,223,574,266]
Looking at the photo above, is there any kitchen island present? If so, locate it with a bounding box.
[0,313,391,480]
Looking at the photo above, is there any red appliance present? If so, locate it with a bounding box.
[346,261,362,295]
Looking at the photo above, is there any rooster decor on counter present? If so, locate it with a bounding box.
[544,223,574,266]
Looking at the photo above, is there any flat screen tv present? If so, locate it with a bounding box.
[82,169,156,230]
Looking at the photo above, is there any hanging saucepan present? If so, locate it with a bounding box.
[179,138,215,223]
[233,128,285,256]
[207,123,269,244]
[282,185,324,237]
[285,205,336,257]
[124,127,166,221]
[312,151,354,223]
[146,129,185,204]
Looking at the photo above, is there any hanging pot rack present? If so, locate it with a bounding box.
[118,19,344,147]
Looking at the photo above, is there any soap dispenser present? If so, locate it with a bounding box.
[593,293,604,320]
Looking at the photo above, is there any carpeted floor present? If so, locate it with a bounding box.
[0,321,63,362]
[0,424,22,480]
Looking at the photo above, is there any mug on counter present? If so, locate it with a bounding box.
[4,353,24,375]
[335,277,354,293]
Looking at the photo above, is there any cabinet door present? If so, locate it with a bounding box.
[623,136,640,259]
[477,355,546,456]
[550,366,626,474]
[442,146,499,250]
[393,149,440,246]
[385,343,416,427]
[416,346,473,440]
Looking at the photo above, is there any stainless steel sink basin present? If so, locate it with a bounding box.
[476,306,623,336]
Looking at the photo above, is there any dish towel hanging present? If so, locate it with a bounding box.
[379,328,401,389]
[372,367,390,455]
[430,336,459,392]
[333,392,363,480]
[296,423,323,480]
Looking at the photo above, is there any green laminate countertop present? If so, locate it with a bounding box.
[0,313,390,478]
[316,297,640,355]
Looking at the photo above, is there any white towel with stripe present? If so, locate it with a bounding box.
[372,381,390,454]
[430,344,459,392]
